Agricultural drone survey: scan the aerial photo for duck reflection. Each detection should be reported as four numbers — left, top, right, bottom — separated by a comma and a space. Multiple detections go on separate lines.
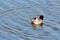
31, 22, 44, 29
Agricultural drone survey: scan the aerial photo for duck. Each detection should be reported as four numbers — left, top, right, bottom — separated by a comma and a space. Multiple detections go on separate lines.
31, 15, 44, 25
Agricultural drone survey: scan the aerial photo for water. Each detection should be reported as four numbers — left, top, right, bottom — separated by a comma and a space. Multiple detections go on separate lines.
0, 0, 60, 40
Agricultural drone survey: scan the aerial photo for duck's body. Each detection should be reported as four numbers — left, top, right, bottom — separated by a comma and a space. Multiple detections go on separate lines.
31, 15, 44, 25
32, 18, 42, 25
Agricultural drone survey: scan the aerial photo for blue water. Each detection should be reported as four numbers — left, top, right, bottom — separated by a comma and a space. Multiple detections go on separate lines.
0, 0, 60, 40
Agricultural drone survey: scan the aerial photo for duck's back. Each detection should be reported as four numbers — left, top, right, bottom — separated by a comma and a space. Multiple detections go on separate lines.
32, 18, 42, 24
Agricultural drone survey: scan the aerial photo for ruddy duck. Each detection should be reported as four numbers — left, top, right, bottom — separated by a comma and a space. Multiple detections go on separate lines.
31, 15, 44, 25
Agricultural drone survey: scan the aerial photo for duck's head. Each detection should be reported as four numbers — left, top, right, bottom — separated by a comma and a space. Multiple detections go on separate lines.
39, 15, 44, 20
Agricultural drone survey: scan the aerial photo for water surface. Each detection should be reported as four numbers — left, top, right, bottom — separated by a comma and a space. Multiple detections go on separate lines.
0, 0, 60, 40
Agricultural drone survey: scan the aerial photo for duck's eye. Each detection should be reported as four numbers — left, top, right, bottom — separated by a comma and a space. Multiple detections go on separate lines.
34, 17, 36, 20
